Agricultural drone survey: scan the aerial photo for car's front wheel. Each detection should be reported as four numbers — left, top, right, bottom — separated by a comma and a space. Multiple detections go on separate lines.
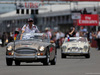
61, 53, 66, 58
85, 54, 90, 58
15, 61, 21, 66
6, 58, 13, 66
51, 55, 57, 65
43, 51, 50, 66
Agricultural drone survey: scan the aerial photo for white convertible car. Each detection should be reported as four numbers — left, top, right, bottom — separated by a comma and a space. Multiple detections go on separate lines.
61, 37, 90, 58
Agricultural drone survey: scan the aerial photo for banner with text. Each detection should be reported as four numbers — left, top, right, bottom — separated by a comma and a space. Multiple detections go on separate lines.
77, 14, 99, 26
17, 2, 40, 9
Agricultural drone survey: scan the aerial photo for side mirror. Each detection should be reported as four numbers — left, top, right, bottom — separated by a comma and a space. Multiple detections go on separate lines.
50, 40, 54, 43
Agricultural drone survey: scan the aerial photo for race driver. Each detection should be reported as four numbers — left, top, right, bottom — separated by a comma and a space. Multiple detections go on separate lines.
20, 18, 39, 40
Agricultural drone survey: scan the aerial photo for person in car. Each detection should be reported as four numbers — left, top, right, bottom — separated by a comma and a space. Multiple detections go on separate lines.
20, 18, 39, 40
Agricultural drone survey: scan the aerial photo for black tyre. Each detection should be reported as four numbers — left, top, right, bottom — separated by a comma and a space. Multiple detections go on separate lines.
61, 53, 66, 58
51, 55, 57, 65
6, 58, 13, 66
15, 61, 20, 66
43, 51, 50, 66
85, 54, 90, 58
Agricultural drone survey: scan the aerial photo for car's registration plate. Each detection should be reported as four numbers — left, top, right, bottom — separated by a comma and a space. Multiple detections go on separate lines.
72, 49, 78, 52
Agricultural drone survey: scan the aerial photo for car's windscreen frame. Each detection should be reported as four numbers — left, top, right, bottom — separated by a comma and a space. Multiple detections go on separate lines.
16, 33, 50, 43
64, 37, 87, 43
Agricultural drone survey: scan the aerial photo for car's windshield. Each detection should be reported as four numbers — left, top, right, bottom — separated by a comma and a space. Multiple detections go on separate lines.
16, 33, 50, 42
64, 37, 86, 43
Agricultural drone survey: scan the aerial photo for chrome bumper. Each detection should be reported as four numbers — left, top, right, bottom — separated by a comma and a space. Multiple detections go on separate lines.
62, 52, 89, 55
6, 55, 46, 59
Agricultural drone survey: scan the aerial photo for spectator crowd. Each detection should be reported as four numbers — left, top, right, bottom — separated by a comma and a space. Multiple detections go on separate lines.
0, 26, 100, 51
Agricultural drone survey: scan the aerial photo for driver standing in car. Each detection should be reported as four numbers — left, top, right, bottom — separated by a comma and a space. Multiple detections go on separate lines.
20, 18, 39, 40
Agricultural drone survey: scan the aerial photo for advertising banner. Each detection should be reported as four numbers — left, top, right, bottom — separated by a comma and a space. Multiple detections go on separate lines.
77, 14, 99, 26
17, 2, 39, 9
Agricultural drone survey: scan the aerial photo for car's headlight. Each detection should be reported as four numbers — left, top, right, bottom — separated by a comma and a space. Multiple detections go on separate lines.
7, 46, 13, 51
39, 46, 45, 51
84, 46, 88, 51
62, 46, 67, 50
84, 46, 88, 49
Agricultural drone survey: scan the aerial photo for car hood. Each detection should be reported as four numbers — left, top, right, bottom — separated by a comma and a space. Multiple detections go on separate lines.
7, 40, 50, 50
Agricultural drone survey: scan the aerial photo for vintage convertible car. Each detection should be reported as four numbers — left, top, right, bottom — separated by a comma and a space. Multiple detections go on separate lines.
6, 33, 56, 66
61, 37, 90, 58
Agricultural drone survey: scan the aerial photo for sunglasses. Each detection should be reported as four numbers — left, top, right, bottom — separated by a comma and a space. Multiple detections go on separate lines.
28, 21, 33, 22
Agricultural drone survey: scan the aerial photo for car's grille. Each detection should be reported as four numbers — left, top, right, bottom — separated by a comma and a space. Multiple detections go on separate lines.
68, 47, 83, 52
72, 47, 78, 50
15, 48, 37, 54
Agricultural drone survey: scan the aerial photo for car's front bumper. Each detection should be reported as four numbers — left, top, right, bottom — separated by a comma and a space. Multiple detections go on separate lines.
62, 52, 89, 55
6, 55, 46, 61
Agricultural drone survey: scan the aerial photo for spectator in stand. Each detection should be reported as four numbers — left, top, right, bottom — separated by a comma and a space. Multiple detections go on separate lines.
92, 8, 97, 14
83, 8, 87, 14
